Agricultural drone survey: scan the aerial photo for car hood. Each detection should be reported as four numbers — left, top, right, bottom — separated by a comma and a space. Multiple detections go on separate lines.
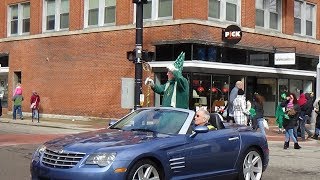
44, 128, 172, 153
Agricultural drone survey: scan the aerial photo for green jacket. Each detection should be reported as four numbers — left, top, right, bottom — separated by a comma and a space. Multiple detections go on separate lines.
12, 95, 24, 106
152, 70, 189, 109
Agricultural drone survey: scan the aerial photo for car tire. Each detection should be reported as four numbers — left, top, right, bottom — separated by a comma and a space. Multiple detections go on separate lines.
127, 159, 164, 180
238, 148, 263, 180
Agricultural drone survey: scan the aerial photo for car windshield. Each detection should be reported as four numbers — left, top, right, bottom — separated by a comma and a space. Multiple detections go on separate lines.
111, 109, 189, 135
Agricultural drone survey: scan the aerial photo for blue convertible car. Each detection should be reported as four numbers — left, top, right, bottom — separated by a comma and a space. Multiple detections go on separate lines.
31, 107, 269, 180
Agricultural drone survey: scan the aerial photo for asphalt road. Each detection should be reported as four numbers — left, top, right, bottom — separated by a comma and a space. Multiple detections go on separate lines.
0, 123, 319, 180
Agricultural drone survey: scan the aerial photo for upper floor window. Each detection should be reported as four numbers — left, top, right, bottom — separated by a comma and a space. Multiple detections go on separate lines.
142, 0, 172, 20
8, 2, 30, 36
208, 0, 240, 23
255, 0, 281, 30
294, 0, 316, 37
84, 0, 116, 28
43, 0, 69, 32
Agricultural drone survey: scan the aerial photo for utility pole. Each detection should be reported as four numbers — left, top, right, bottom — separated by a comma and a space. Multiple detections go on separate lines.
132, 0, 147, 109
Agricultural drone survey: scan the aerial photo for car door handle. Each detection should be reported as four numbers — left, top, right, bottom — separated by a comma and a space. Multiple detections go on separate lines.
228, 137, 239, 141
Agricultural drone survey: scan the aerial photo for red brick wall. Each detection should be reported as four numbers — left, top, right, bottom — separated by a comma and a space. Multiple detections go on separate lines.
242, 0, 255, 28
116, 0, 133, 25
30, 0, 42, 35
0, 0, 5, 38
69, 0, 83, 31
174, 0, 208, 20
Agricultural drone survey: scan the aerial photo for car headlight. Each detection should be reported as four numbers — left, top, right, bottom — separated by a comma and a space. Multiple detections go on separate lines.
32, 145, 46, 161
85, 153, 116, 167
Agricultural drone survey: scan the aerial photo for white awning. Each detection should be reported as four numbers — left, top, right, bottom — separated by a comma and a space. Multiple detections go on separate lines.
149, 60, 316, 78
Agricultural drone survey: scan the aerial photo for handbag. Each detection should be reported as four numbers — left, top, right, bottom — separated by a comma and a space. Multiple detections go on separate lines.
30, 97, 38, 109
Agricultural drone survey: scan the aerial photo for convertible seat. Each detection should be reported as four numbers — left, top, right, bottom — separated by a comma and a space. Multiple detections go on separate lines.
209, 113, 225, 130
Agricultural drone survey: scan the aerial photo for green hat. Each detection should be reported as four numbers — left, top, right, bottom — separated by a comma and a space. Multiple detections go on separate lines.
167, 52, 185, 73
281, 93, 287, 99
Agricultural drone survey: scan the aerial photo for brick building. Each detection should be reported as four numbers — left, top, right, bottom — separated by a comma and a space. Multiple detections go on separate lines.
0, 0, 319, 118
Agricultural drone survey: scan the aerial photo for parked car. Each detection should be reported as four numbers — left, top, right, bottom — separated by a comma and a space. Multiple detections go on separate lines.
30, 107, 269, 180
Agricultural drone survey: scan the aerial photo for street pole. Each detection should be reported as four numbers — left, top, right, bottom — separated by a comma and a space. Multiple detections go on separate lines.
133, 0, 146, 109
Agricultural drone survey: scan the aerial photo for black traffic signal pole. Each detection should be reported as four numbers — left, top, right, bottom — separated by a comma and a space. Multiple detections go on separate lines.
133, 0, 147, 110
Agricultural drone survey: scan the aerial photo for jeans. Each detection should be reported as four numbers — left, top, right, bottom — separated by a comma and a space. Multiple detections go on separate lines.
257, 118, 266, 136
299, 115, 312, 139
285, 129, 297, 143
315, 128, 320, 135
13, 105, 23, 119
32, 109, 39, 119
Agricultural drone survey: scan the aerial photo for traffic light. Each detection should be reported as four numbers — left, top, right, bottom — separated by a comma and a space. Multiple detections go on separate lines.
142, 50, 155, 62
127, 50, 154, 62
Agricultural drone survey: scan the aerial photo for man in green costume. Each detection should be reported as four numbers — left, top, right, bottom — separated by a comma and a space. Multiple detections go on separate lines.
145, 52, 189, 109
275, 92, 288, 133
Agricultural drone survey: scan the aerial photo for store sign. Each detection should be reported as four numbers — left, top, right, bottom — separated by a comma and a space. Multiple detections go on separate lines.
274, 53, 296, 65
222, 25, 242, 44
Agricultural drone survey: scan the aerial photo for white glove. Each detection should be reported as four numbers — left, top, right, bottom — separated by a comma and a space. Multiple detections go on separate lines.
145, 77, 154, 86
167, 64, 178, 72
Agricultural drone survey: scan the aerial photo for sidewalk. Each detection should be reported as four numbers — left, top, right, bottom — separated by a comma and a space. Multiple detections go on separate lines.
0, 114, 108, 131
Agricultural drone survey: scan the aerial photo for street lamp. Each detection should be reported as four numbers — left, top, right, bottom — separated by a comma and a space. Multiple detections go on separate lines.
132, 0, 148, 109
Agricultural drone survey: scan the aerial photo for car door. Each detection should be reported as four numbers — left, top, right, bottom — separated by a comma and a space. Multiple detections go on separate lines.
183, 128, 240, 178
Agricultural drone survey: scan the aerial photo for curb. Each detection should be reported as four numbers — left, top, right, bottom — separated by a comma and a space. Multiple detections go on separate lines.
0, 119, 98, 131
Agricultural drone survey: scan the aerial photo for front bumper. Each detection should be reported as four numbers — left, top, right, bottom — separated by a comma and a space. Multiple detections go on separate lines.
30, 159, 129, 180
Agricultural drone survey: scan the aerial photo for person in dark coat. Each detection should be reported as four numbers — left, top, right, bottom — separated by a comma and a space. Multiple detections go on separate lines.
252, 93, 266, 136
281, 93, 301, 149
30, 91, 40, 122
299, 93, 313, 140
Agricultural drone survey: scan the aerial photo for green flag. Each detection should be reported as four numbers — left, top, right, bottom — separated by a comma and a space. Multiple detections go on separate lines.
173, 52, 185, 73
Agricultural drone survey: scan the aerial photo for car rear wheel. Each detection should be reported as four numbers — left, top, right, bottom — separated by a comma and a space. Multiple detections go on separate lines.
127, 159, 163, 180
239, 148, 263, 180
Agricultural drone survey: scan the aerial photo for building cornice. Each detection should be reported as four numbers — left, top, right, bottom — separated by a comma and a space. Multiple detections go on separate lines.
1, 19, 320, 45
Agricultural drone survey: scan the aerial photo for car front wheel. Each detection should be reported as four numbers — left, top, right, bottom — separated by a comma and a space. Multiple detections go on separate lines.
239, 148, 263, 180
127, 159, 163, 180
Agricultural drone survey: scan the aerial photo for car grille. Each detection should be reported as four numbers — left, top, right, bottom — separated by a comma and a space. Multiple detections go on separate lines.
41, 148, 86, 169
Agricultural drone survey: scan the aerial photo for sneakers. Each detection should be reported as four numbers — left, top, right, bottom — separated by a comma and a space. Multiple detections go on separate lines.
294, 143, 301, 149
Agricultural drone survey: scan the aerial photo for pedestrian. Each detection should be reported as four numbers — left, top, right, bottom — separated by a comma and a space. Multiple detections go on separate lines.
281, 93, 301, 149
0, 96, 2, 117
312, 99, 320, 140
30, 91, 40, 123
145, 52, 189, 109
299, 92, 313, 140
252, 93, 266, 136
275, 92, 287, 134
233, 89, 248, 125
14, 82, 22, 96
12, 94, 24, 120
227, 81, 243, 123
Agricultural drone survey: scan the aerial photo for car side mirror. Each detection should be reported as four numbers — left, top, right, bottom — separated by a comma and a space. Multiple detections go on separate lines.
108, 119, 118, 127
190, 126, 209, 138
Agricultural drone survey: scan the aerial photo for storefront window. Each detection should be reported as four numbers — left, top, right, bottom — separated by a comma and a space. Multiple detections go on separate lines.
192, 73, 229, 113
257, 78, 276, 116
289, 79, 302, 99
193, 45, 220, 62
278, 79, 289, 102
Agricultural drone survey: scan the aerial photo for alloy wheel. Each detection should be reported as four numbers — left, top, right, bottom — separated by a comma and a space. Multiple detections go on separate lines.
242, 150, 263, 180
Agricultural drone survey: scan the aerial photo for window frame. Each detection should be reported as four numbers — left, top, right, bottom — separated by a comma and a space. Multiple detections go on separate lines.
255, 0, 282, 31
84, 0, 116, 28
208, 0, 241, 24
42, 0, 70, 32
135, 0, 173, 22
7, 2, 30, 37
294, 0, 316, 38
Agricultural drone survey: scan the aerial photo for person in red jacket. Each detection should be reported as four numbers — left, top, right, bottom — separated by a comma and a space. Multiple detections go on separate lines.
30, 91, 40, 122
